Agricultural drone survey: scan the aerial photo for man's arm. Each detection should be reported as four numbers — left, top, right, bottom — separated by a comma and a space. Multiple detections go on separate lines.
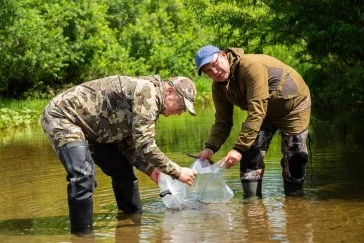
131, 80, 182, 179
117, 138, 154, 175
233, 62, 269, 152
204, 83, 234, 153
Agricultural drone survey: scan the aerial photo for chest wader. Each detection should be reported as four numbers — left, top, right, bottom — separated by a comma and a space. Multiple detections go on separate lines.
240, 67, 309, 197
89, 143, 142, 215
240, 128, 309, 197
57, 140, 95, 236
57, 141, 143, 235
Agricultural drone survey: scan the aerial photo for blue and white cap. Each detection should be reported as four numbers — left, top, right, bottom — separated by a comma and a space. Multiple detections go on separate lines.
195, 45, 220, 76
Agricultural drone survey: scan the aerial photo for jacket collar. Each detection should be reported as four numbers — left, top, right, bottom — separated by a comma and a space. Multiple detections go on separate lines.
216, 48, 243, 89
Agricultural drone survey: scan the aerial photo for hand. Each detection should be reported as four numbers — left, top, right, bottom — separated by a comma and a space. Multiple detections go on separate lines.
178, 167, 198, 186
148, 168, 160, 184
196, 148, 214, 160
220, 149, 242, 169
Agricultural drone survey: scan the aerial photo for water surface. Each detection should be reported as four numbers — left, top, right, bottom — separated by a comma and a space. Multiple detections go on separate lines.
0, 106, 363, 242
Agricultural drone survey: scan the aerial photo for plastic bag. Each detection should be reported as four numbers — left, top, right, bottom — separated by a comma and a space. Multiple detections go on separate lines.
158, 173, 187, 209
158, 159, 234, 209
189, 159, 234, 204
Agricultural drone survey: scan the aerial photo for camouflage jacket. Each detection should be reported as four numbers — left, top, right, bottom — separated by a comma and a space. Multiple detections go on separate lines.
49, 75, 181, 178
206, 48, 311, 153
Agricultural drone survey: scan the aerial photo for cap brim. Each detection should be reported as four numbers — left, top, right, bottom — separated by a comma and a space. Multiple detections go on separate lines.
184, 97, 196, 116
197, 54, 215, 76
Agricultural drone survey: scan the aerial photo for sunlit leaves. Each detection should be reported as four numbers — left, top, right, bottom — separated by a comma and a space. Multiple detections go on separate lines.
197, 0, 364, 107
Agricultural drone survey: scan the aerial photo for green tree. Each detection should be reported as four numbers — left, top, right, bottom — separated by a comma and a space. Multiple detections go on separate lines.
0, 0, 128, 97
0, 0, 68, 96
264, 0, 364, 107
0, 0, 212, 97
190, 0, 364, 107
110, 0, 213, 77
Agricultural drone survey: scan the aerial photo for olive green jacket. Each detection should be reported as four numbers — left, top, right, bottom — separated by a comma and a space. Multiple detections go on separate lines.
206, 48, 310, 153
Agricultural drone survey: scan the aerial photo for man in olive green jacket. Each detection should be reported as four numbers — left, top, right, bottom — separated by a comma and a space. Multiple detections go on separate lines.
195, 45, 311, 197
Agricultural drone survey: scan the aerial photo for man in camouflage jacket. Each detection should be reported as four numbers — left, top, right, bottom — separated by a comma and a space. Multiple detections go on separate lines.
41, 75, 197, 234
195, 45, 311, 197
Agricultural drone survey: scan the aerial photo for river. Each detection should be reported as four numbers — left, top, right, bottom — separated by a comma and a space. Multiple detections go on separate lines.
0, 105, 363, 242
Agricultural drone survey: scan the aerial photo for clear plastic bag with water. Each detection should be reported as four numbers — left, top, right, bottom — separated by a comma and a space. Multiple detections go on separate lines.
158, 159, 234, 209
158, 172, 188, 209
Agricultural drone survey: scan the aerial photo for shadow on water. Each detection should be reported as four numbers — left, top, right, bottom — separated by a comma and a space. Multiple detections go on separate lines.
307, 106, 364, 201
0, 212, 146, 242
0, 215, 70, 236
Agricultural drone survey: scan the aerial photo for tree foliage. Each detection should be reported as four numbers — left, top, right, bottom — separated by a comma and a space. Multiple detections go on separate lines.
192, 0, 364, 107
263, 0, 364, 106
0, 0, 212, 98
0, 0, 363, 109
0, 0, 124, 96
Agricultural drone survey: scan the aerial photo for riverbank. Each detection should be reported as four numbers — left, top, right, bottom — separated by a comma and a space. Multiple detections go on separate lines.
0, 77, 213, 130
0, 99, 48, 130
2, 76, 363, 131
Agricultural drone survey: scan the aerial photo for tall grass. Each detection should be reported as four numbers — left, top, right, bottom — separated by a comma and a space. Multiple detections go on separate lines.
0, 79, 212, 130
0, 98, 49, 130
0, 98, 49, 111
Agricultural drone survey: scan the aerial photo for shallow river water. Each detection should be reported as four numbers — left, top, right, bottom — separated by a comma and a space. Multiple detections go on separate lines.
0, 106, 364, 243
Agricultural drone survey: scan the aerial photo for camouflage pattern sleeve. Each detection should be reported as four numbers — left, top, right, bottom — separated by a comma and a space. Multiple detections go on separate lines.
117, 137, 154, 175
131, 80, 182, 179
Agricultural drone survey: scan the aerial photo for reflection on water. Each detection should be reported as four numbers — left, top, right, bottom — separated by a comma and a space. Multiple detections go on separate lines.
0, 106, 364, 242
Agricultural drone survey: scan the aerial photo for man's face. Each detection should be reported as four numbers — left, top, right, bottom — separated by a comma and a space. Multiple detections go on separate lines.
201, 52, 230, 82
162, 88, 186, 117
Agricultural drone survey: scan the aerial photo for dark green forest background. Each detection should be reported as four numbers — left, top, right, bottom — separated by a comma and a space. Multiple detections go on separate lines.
0, 0, 363, 128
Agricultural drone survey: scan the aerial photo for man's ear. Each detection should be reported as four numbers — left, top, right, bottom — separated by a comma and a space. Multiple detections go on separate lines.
166, 87, 174, 95
220, 51, 227, 58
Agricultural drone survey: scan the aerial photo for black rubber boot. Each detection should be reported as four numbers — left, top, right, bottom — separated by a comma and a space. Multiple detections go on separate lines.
57, 140, 95, 235
283, 180, 304, 196
113, 180, 142, 214
240, 129, 273, 199
282, 152, 308, 196
289, 152, 308, 180
69, 198, 93, 236
242, 180, 262, 198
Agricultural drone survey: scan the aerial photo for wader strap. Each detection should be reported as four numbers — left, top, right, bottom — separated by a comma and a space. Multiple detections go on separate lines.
276, 70, 288, 98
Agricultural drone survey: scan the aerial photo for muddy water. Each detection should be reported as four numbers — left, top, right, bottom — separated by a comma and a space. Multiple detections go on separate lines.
0, 106, 363, 243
